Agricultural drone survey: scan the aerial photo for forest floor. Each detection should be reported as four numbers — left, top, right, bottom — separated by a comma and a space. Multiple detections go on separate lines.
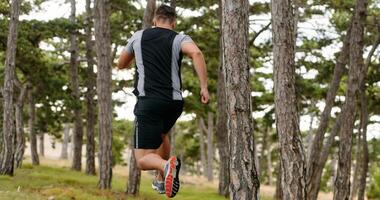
0, 157, 277, 200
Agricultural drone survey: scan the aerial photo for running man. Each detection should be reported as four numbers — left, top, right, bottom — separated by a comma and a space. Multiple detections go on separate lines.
117, 5, 209, 198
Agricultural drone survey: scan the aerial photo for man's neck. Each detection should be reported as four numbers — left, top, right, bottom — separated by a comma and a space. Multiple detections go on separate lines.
155, 24, 173, 30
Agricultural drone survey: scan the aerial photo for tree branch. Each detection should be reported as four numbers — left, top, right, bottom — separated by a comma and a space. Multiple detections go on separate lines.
249, 22, 271, 45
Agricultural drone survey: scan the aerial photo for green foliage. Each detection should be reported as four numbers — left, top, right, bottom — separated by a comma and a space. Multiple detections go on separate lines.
368, 165, 380, 199
112, 120, 133, 165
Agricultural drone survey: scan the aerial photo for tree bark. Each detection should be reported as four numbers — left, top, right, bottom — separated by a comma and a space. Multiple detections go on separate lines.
127, 2, 156, 193
221, 0, 260, 199
94, 0, 113, 189
275, 162, 283, 200
14, 81, 28, 168
216, 0, 229, 194
199, 117, 207, 178
85, 0, 96, 176
28, 90, 39, 165
39, 133, 44, 157
70, 0, 84, 172
305, 16, 353, 200
0, 0, 21, 176
170, 0, 176, 9
143, 0, 156, 29
126, 148, 141, 195
333, 0, 367, 199
170, 126, 176, 155
60, 124, 70, 159
206, 112, 214, 182
272, 0, 306, 198
356, 33, 380, 200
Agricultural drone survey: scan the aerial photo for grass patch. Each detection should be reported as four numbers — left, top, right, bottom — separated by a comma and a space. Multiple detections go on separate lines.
0, 164, 273, 200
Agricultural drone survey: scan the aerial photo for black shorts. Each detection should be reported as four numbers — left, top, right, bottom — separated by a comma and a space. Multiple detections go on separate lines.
133, 98, 183, 149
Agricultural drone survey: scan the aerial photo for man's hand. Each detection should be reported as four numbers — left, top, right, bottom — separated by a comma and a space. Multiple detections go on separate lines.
200, 88, 209, 104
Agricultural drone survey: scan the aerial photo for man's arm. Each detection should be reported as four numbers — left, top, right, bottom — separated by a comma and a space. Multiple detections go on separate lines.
117, 51, 135, 70
181, 42, 209, 104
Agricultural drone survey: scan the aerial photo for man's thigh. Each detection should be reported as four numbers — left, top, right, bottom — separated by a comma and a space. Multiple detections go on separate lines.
134, 148, 157, 160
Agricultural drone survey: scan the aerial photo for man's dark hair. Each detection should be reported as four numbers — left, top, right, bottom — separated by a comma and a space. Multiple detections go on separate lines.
155, 5, 176, 23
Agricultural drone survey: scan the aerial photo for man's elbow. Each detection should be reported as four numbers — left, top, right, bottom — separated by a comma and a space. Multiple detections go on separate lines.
190, 50, 203, 59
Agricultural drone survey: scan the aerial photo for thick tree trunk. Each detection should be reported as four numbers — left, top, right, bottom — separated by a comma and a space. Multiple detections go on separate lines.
305, 22, 352, 200
70, 0, 84, 172
272, 0, 306, 198
333, 0, 367, 199
85, 0, 96, 176
14, 82, 28, 168
275, 163, 283, 200
221, 0, 260, 199
199, 117, 207, 177
143, 0, 156, 29
216, 0, 229, 194
305, 19, 353, 200
39, 133, 44, 157
29, 90, 39, 165
206, 112, 214, 182
61, 124, 70, 159
94, 0, 113, 189
126, 1, 155, 194
0, 0, 21, 176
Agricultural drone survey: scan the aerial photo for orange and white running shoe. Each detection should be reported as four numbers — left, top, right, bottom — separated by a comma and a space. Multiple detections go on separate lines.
164, 156, 181, 198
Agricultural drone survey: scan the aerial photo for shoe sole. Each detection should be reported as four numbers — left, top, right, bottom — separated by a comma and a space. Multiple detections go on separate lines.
165, 156, 181, 198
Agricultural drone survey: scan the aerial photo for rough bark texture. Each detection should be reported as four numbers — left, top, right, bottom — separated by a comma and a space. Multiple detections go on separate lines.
70, 0, 84, 172
14, 81, 28, 168
206, 112, 214, 182
333, 0, 367, 199
39, 133, 44, 157
306, 25, 351, 200
60, 124, 70, 159
0, 0, 21, 176
216, 0, 229, 194
29, 90, 39, 165
94, 0, 113, 189
127, 2, 155, 193
143, 0, 156, 29
271, 0, 306, 198
85, 0, 96, 176
221, 0, 260, 199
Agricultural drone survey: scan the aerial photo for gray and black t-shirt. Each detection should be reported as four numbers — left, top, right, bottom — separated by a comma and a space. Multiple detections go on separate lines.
124, 27, 193, 101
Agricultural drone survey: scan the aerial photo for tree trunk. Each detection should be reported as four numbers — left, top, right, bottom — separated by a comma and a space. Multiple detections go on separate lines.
272, 0, 306, 198
14, 82, 28, 168
85, 0, 96, 176
28, 90, 39, 165
306, 22, 352, 200
333, 0, 367, 199
39, 133, 44, 157
61, 124, 70, 159
70, 0, 84, 172
216, 0, 229, 194
221, 0, 260, 199
356, 33, 380, 200
126, 0, 155, 194
0, 0, 21, 176
206, 112, 214, 182
126, 148, 141, 195
94, 0, 113, 189
170, 126, 176, 155
170, 0, 176, 9
267, 144, 274, 186
275, 162, 283, 200
199, 117, 207, 177
143, 0, 156, 29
